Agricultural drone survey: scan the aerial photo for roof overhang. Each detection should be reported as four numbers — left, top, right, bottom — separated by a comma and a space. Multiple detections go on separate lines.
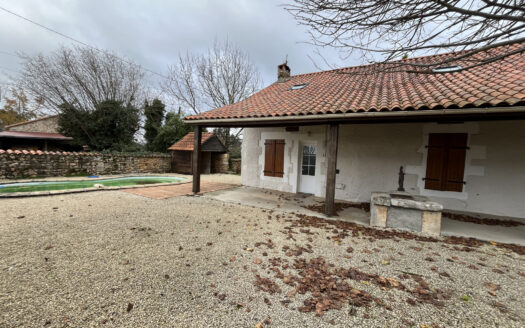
184, 106, 525, 127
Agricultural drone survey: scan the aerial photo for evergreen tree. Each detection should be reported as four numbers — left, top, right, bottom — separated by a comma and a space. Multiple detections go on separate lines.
144, 99, 165, 150
151, 112, 192, 152
58, 100, 140, 151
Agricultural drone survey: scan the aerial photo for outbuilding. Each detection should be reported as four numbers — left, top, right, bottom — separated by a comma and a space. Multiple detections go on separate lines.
168, 132, 228, 174
0, 115, 74, 151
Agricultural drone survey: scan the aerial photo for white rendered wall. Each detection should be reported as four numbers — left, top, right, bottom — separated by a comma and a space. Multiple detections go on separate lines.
241, 121, 525, 218
242, 126, 328, 196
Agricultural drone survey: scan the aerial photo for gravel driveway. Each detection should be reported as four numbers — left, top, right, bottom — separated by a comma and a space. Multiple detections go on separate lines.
1, 189, 523, 328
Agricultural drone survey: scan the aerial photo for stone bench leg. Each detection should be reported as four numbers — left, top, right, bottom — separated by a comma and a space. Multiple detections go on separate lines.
421, 211, 442, 236
371, 205, 388, 228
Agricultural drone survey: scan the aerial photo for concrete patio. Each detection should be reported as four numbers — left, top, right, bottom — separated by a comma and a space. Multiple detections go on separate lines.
205, 186, 525, 246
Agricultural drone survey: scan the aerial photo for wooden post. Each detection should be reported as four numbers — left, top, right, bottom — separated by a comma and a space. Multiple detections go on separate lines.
325, 124, 339, 216
192, 126, 202, 194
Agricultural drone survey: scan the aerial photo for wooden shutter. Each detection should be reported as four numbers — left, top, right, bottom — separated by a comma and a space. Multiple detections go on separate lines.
424, 133, 467, 192
264, 140, 275, 176
425, 134, 446, 191
274, 140, 285, 177
443, 134, 468, 192
263, 139, 285, 177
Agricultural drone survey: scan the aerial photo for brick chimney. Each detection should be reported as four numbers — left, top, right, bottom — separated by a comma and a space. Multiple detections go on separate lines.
277, 62, 290, 82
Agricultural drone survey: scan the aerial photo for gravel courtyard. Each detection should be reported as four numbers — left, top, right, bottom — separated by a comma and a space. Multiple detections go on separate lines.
1, 189, 524, 328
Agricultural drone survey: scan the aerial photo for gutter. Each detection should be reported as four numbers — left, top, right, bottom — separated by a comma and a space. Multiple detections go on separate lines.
184, 106, 525, 125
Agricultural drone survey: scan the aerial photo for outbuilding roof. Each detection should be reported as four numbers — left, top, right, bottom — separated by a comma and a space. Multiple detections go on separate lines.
5, 115, 59, 129
0, 131, 72, 140
186, 44, 525, 122
168, 132, 217, 151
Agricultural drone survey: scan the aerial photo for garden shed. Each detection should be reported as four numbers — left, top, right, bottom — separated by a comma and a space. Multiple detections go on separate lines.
168, 132, 228, 174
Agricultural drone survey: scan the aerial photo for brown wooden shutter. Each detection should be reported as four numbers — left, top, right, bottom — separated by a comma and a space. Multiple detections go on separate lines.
264, 140, 275, 176
443, 134, 468, 192
425, 133, 468, 192
274, 140, 285, 177
425, 134, 446, 191
263, 139, 285, 177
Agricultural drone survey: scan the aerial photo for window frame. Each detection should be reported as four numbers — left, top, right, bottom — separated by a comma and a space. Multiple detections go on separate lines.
301, 145, 316, 176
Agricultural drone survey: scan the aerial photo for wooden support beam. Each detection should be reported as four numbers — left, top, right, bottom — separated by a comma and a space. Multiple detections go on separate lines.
192, 126, 202, 193
325, 124, 339, 216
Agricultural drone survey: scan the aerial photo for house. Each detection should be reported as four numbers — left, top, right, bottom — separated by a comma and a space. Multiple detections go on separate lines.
168, 132, 228, 174
0, 115, 73, 151
183, 44, 525, 219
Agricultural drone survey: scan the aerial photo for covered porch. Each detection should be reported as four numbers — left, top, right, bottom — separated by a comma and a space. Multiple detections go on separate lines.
187, 108, 525, 221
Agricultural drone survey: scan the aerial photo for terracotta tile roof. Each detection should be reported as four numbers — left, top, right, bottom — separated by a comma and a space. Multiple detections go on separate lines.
0, 131, 72, 140
0, 149, 92, 156
0, 149, 169, 157
186, 44, 525, 121
168, 132, 216, 151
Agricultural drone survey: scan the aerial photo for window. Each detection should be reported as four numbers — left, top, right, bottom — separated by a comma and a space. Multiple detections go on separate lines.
301, 145, 316, 176
289, 83, 308, 90
431, 65, 462, 73
424, 133, 468, 192
264, 139, 285, 177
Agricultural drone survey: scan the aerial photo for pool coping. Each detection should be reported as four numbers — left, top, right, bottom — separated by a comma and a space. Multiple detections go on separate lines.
0, 179, 191, 198
0, 174, 188, 185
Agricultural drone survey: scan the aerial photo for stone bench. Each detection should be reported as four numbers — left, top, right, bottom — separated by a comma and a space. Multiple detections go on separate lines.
370, 192, 443, 236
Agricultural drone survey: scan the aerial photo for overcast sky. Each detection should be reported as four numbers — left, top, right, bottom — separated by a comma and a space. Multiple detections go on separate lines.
0, 0, 359, 108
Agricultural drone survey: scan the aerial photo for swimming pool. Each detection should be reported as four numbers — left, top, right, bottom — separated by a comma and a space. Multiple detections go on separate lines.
0, 176, 186, 193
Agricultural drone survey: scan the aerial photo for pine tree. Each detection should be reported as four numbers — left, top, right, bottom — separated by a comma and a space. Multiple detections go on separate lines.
144, 99, 166, 150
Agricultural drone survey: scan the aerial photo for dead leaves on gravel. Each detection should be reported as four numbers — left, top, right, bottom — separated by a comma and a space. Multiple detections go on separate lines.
302, 202, 370, 216
252, 256, 450, 316
245, 212, 525, 318
443, 211, 524, 227
284, 213, 525, 255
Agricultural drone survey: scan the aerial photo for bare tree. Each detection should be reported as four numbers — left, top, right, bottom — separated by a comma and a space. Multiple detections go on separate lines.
17, 46, 146, 112
196, 40, 262, 110
164, 40, 261, 115
0, 86, 45, 125
163, 39, 261, 149
286, 0, 525, 72
163, 52, 203, 115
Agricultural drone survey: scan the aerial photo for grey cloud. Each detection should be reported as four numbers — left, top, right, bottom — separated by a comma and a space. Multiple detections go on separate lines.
0, 0, 358, 104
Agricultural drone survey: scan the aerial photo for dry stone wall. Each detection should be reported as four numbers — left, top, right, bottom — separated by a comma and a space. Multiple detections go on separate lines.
212, 153, 230, 173
0, 149, 171, 179
231, 158, 241, 174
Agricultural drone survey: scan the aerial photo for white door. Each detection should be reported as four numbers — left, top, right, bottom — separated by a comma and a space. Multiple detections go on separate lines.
298, 144, 317, 193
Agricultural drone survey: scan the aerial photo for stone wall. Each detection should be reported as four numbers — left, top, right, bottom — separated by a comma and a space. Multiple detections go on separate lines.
0, 149, 171, 179
231, 158, 241, 174
7, 116, 59, 133
212, 153, 229, 173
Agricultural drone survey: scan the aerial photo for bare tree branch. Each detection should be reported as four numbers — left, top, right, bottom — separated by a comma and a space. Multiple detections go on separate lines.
162, 39, 261, 149
17, 46, 146, 112
285, 0, 525, 71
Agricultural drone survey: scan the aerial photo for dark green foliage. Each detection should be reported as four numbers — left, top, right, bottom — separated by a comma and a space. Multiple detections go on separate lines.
150, 112, 192, 152
228, 134, 242, 159
57, 103, 92, 146
57, 100, 140, 151
144, 99, 165, 150
214, 127, 241, 157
